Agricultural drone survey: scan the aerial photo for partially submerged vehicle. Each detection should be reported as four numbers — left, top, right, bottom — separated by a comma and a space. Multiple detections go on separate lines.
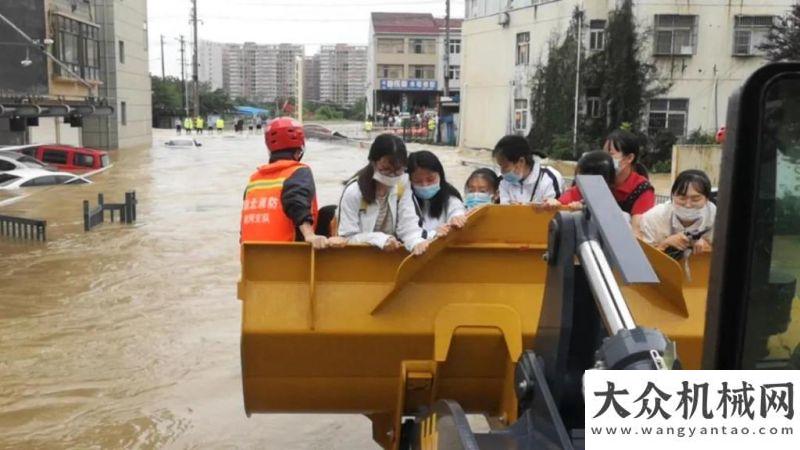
0, 168, 91, 190
165, 138, 202, 147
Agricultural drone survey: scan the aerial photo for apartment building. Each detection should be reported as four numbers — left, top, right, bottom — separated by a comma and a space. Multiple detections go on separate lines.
460, 0, 795, 150
366, 12, 462, 117
210, 41, 303, 103
318, 44, 367, 106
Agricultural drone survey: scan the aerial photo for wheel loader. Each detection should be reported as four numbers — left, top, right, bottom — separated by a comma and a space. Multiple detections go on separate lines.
237, 63, 800, 449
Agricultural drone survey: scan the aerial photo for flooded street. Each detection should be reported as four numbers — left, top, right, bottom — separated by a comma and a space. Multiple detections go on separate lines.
0, 127, 492, 449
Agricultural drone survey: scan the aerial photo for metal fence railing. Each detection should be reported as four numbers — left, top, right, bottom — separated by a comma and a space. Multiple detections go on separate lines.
0, 214, 46, 242
84, 191, 138, 232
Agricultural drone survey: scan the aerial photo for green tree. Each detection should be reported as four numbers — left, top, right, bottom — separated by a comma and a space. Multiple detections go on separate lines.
199, 84, 233, 115
151, 75, 183, 117
759, 4, 800, 62
528, 9, 583, 157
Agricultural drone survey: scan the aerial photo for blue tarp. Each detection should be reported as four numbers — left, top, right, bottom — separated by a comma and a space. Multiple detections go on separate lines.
235, 106, 270, 116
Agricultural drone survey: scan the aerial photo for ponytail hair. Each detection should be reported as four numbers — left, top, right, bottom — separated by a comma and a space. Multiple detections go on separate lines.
606, 129, 649, 179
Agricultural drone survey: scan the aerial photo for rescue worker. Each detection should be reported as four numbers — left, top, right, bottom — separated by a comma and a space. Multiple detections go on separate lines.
195, 116, 204, 135
364, 119, 374, 137
427, 116, 436, 142
216, 117, 224, 134
183, 117, 194, 134
336, 133, 430, 255
603, 129, 655, 233
240, 117, 327, 249
494, 135, 563, 204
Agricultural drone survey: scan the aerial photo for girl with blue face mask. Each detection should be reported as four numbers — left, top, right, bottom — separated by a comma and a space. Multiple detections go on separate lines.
408, 150, 466, 238
464, 168, 500, 210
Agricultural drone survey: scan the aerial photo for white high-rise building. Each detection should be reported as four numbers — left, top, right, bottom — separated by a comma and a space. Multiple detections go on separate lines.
319, 44, 368, 107
198, 40, 224, 91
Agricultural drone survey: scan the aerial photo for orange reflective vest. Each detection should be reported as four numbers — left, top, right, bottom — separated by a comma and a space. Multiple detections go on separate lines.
240, 160, 318, 243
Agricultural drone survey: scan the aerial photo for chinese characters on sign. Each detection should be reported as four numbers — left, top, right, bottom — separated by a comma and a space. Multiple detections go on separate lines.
379, 79, 439, 91
241, 196, 280, 225
585, 371, 799, 449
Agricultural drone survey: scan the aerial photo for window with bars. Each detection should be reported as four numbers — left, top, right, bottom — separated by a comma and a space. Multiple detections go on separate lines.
514, 99, 528, 131
648, 99, 689, 137
516, 32, 530, 66
409, 39, 436, 54
377, 39, 404, 54
733, 15, 774, 56
410, 65, 435, 79
653, 15, 697, 56
589, 20, 606, 51
54, 14, 100, 81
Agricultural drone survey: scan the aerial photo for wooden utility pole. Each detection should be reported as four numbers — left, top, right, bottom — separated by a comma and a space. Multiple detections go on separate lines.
160, 34, 165, 78
191, 0, 200, 118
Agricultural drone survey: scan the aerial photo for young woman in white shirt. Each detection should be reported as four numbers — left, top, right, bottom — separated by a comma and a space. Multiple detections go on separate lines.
336, 134, 431, 255
492, 135, 563, 205
640, 170, 716, 255
407, 150, 467, 238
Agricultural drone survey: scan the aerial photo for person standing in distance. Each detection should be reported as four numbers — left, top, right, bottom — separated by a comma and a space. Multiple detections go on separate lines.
240, 117, 327, 249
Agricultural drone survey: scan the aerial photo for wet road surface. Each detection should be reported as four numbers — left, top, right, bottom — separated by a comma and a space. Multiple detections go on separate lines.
0, 128, 493, 449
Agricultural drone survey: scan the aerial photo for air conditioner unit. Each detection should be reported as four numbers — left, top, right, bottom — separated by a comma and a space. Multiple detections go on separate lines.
679, 45, 693, 55
498, 12, 510, 27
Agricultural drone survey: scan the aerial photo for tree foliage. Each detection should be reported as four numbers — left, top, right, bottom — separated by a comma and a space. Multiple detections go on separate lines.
151, 75, 183, 116
528, 0, 669, 160
759, 4, 800, 62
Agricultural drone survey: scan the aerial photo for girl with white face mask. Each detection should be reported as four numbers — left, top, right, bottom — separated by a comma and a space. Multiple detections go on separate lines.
335, 134, 430, 256
408, 150, 467, 238
640, 170, 716, 255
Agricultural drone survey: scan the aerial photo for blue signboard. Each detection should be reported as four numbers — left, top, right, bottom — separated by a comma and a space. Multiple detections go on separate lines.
380, 79, 438, 91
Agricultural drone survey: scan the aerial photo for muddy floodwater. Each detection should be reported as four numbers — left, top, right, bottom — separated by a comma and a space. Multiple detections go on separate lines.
0, 128, 495, 449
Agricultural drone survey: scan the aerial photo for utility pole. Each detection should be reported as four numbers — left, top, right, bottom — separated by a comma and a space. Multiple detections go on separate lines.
443, 0, 451, 98
296, 56, 304, 123
178, 35, 188, 117
191, 0, 200, 118
160, 34, 165, 78
572, 7, 584, 158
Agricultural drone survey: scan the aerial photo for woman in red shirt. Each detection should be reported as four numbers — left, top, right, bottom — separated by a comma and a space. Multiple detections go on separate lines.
603, 130, 655, 233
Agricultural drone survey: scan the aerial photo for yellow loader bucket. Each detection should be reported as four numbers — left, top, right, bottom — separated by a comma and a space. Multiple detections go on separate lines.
238, 205, 710, 448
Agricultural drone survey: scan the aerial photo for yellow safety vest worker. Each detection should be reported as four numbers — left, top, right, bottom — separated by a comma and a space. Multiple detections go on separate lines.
184, 118, 193, 130
195, 117, 204, 129
364, 121, 373, 132
427, 118, 436, 131
216, 118, 224, 129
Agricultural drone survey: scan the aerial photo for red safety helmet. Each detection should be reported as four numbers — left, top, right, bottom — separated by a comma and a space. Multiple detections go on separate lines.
265, 117, 305, 152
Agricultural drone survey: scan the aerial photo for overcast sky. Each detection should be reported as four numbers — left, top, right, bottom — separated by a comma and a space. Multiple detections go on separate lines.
148, 0, 466, 78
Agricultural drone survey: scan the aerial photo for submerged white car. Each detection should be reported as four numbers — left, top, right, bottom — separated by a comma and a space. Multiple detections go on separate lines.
165, 138, 202, 147
0, 168, 92, 190
0, 152, 53, 172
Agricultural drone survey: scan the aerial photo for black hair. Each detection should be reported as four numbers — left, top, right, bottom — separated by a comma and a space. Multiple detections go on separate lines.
269, 149, 299, 163
492, 135, 534, 167
605, 129, 649, 179
576, 150, 615, 187
315, 205, 337, 237
671, 169, 712, 198
465, 168, 500, 194
407, 150, 462, 219
355, 133, 408, 204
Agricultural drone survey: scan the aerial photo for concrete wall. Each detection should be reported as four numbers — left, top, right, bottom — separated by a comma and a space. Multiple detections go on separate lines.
83, 0, 152, 150
671, 144, 723, 187
460, 0, 796, 150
